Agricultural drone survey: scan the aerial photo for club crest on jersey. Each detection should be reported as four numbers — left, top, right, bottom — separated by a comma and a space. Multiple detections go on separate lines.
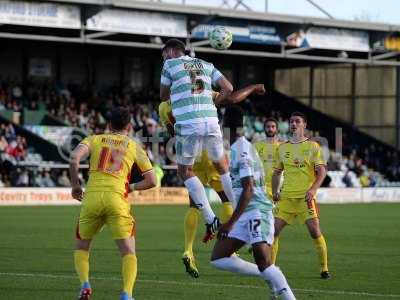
293, 158, 305, 168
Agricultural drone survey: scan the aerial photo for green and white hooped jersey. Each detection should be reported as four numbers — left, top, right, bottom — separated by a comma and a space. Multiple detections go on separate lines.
160, 55, 222, 125
230, 137, 274, 212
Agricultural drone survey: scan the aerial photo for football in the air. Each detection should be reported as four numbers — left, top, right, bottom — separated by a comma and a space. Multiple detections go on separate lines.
209, 26, 233, 50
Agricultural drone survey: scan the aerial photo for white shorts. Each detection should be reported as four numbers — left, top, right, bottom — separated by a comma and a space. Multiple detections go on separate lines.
228, 209, 274, 245
175, 121, 224, 166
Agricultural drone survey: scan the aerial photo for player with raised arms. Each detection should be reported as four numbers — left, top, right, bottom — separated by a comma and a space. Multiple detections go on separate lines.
210, 106, 296, 300
159, 83, 266, 278
69, 107, 156, 300
271, 112, 330, 279
159, 38, 235, 240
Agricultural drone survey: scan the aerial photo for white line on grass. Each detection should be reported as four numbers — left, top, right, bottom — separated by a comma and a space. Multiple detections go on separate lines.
0, 272, 399, 298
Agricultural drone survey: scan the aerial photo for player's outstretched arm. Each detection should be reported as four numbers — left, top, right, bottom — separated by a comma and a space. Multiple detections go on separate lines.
214, 76, 233, 105
129, 169, 156, 192
218, 176, 254, 239
215, 84, 266, 106
69, 144, 89, 201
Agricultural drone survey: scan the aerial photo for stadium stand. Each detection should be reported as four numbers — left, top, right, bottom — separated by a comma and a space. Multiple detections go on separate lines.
1, 0, 400, 189
1, 78, 399, 188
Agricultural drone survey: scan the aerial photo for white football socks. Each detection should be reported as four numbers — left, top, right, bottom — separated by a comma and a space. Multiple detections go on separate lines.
220, 172, 235, 202
184, 176, 215, 224
210, 256, 260, 276
211, 258, 296, 299
260, 265, 296, 300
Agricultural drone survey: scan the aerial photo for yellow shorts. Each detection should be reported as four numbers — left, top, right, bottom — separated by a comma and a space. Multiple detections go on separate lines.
193, 165, 223, 192
76, 191, 135, 240
274, 196, 319, 225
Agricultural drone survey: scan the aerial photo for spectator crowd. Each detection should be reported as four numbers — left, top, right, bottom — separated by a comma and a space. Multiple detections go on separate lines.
1, 78, 400, 188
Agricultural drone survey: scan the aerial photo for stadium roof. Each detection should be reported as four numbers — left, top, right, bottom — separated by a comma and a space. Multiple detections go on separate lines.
2, 0, 400, 66
45, 0, 400, 32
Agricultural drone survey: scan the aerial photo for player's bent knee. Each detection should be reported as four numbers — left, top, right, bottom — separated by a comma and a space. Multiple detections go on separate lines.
255, 257, 272, 272
210, 246, 231, 261
252, 243, 272, 271
257, 263, 271, 273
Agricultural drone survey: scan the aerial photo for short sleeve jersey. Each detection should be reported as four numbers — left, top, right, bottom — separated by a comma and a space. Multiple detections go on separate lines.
80, 134, 152, 196
274, 139, 326, 198
160, 55, 223, 125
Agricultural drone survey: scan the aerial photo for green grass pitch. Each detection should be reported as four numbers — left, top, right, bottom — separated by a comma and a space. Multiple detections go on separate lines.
0, 203, 399, 300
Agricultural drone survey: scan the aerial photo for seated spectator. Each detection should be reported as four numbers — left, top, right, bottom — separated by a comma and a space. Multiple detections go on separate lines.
42, 171, 55, 187
342, 170, 353, 187
57, 170, 71, 187
5, 140, 26, 161
33, 170, 44, 187
4, 123, 16, 142
16, 169, 29, 187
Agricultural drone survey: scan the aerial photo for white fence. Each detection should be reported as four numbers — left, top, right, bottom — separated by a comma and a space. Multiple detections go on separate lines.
317, 187, 400, 203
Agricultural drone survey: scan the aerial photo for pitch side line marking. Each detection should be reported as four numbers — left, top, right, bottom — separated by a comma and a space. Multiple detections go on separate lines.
0, 272, 399, 298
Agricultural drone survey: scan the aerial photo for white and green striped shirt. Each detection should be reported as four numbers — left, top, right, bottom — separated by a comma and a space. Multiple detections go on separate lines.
161, 55, 223, 125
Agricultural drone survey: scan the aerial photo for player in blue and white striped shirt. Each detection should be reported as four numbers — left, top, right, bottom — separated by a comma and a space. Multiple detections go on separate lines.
160, 39, 234, 240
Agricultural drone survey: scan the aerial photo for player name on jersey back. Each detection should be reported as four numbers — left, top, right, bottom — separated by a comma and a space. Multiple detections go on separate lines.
161, 55, 223, 125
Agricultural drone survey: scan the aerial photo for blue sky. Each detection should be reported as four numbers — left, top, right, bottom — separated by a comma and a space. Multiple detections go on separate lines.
162, 0, 400, 25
